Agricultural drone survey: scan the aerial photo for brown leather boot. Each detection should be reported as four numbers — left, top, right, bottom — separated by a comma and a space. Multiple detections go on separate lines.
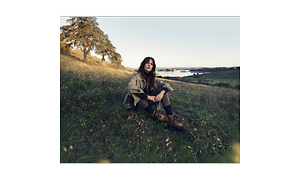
150, 111, 169, 122
167, 114, 186, 130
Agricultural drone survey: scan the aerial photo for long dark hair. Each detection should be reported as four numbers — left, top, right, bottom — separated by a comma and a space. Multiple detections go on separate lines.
138, 57, 156, 88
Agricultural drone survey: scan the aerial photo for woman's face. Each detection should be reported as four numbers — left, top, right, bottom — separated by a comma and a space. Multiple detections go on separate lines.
144, 59, 153, 73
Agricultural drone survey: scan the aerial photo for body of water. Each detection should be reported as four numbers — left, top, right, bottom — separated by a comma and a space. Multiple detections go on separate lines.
156, 70, 203, 77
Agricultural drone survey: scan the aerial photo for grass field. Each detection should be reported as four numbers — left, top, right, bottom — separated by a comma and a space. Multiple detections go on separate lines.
60, 54, 240, 163
161, 70, 240, 89
186, 70, 240, 88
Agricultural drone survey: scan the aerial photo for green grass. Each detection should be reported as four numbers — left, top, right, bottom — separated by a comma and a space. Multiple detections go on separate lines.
164, 70, 240, 89
186, 70, 240, 88
60, 54, 240, 163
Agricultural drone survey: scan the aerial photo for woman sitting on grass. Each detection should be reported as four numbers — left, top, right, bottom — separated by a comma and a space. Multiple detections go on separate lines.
124, 57, 185, 131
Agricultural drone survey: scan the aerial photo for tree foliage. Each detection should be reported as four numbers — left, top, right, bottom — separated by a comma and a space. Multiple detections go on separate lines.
109, 51, 123, 66
60, 42, 72, 55
94, 34, 115, 61
60, 17, 123, 65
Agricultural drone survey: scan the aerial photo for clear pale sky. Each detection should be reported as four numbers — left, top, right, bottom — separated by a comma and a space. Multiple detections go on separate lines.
60, 16, 239, 68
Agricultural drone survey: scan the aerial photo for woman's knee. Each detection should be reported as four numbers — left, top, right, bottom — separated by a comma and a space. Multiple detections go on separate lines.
138, 99, 149, 108
161, 93, 171, 106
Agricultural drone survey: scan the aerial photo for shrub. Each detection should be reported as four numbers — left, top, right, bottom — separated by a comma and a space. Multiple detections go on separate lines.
176, 76, 183, 81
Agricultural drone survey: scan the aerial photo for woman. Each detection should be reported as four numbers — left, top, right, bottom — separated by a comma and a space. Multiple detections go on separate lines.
124, 57, 185, 131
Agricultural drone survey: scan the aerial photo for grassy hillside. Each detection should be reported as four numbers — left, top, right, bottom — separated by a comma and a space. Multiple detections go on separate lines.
194, 70, 240, 88
60, 55, 240, 163
162, 70, 240, 89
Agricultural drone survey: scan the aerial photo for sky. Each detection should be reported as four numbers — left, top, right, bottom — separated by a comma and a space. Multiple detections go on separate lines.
60, 16, 239, 68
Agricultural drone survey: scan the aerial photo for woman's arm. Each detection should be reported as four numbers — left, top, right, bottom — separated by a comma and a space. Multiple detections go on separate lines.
155, 79, 174, 93
128, 72, 156, 102
147, 95, 157, 102
128, 73, 146, 95
154, 89, 166, 102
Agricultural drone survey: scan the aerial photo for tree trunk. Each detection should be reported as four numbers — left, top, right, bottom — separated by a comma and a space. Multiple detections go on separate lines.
101, 54, 105, 61
83, 38, 87, 61
84, 50, 87, 61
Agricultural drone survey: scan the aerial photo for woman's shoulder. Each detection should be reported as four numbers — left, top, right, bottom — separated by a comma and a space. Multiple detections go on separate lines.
131, 71, 142, 79
132, 71, 139, 75
132, 71, 141, 76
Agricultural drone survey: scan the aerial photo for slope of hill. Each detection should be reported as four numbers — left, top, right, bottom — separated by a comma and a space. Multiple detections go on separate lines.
60, 54, 240, 163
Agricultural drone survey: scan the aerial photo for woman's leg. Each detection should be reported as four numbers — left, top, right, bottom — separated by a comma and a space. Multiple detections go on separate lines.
152, 90, 186, 130
160, 93, 173, 115
138, 99, 155, 114
138, 99, 169, 122
148, 88, 174, 115
139, 90, 185, 130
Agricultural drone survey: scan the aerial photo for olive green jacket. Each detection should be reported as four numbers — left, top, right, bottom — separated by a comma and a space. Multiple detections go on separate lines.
123, 71, 174, 110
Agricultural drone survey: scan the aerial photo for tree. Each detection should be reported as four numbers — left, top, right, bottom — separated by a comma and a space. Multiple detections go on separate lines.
60, 17, 123, 66
60, 17, 105, 61
109, 50, 123, 66
94, 34, 115, 61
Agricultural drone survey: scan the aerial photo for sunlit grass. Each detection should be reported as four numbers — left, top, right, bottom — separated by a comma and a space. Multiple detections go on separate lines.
60, 54, 240, 163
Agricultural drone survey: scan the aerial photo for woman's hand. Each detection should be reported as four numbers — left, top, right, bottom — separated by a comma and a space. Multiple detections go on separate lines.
154, 90, 165, 102
147, 95, 157, 102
